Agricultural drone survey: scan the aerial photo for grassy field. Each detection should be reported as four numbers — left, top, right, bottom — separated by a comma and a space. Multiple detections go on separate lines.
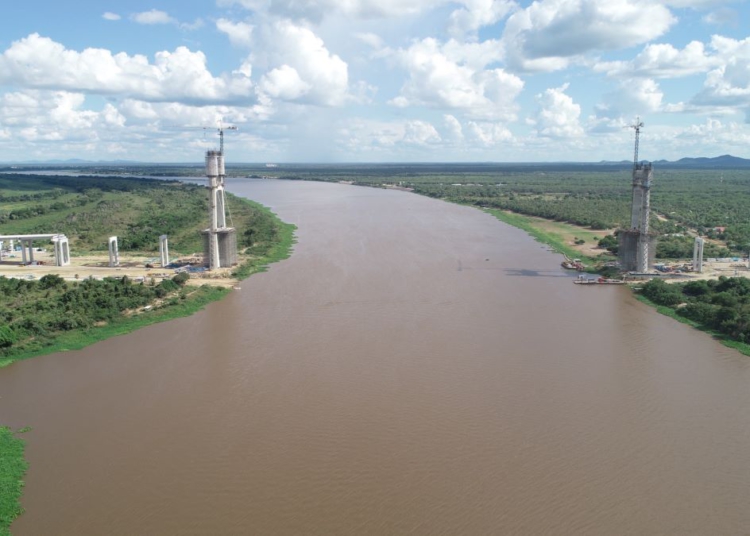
0, 427, 27, 536
484, 208, 614, 264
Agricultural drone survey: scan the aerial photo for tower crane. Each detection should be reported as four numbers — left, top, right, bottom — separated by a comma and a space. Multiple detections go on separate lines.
204, 121, 238, 155
629, 117, 644, 168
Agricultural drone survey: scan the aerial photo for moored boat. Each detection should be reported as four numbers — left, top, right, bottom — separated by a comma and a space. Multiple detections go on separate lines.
573, 275, 626, 285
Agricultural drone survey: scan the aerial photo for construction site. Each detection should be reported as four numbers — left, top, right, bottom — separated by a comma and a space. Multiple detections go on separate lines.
0, 126, 240, 287
620, 121, 748, 281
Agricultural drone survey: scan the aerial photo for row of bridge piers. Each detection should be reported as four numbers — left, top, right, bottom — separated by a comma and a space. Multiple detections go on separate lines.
1, 234, 170, 269
0, 235, 71, 267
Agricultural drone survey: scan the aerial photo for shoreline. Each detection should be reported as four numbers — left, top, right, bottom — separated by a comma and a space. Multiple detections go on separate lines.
635, 294, 750, 357
298, 180, 748, 356
0, 427, 28, 536
481, 207, 608, 265
0, 198, 295, 533
0, 199, 296, 367
480, 201, 750, 357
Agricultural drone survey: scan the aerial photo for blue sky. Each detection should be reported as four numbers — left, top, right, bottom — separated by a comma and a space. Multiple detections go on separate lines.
0, 0, 749, 162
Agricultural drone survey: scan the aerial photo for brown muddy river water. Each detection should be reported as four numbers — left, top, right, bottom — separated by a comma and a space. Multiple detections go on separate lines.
2, 180, 749, 535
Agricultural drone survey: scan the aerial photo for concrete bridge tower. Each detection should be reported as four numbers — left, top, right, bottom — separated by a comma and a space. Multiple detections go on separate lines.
618, 118, 657, 272
202, 125, 238, 270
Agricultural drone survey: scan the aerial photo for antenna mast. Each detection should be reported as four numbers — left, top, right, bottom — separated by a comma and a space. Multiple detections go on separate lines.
629, 117, 644, 168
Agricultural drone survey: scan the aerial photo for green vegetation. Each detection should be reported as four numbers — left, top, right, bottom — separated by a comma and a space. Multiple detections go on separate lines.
0, 427, 28, 536
207, 164, 748, 259
0, 174, 206, 252
8, 165, 747, 258
0, 174, 296, 365
406, 170, 750, 253
638, 277, 750, 354
4, 284, 231, 366
0, 273, 219, 363
484, 209, 602, 263
0, 174, 281, 254
233, 201, 297, 280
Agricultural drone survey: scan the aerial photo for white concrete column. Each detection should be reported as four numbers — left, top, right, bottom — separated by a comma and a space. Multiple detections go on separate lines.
108, 236, 119, 267
159, 235, 169, 267
693, 237, 704, 273
217, 188, 227, 229
62, 238, 70, 266
28, 241, 35, 263
21, 241, 27, 264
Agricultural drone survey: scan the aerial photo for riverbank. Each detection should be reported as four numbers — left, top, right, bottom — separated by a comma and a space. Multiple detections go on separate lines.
482, 208, 612, 265
0, 427, 27, 536
636, 291, 750, 358
477, 203, 748, 356
0, 200, 295, 534
0, 285, 230, 368
232, 202, 297, 280
0, 200, 296, 367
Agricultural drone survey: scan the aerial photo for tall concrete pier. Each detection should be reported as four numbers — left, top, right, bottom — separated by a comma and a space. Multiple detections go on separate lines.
619, 119, 657, 272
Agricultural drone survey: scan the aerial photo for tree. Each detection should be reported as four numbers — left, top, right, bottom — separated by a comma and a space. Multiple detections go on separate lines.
0, 325, 16, 348
641, 279, 684, 307
598, 234, 618, 254
39, 274, 65, 290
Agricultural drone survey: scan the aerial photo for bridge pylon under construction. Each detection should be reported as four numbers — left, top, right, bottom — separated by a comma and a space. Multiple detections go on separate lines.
618, 118, 657, 273
202, 148, 238, 270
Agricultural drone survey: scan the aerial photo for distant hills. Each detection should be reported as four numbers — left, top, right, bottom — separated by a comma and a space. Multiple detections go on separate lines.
598, 155, 750, 169
653, 155, 750, 168
2, 155, 750, 169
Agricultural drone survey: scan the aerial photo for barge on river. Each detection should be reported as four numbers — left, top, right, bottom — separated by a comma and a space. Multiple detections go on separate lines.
574, 276, 626, 285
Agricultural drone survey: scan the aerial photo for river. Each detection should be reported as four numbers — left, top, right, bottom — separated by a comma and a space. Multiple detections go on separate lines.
2, 179, 749, 535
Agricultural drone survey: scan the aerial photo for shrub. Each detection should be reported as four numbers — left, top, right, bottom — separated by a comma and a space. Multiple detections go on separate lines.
0, 325, 16, 348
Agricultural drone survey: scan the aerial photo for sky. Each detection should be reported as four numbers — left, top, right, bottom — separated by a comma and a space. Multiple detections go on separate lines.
0, 0, 749, 163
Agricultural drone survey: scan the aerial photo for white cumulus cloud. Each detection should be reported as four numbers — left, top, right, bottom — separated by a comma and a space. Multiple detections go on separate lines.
389, 38, 522, 120
260, 65, 312, 100
0, 34, 254, 105
217, 0, 443, 21
448, 0, 516, 37
693, 36, 750, 108
132, 9, 175, 25
0, 90, 126, 143
102, 12, 121, 21
403, 120, 441, 145
531, 83, 583, 138
252, 20, 349, 106
502, 0, 676, 72
595, 41, 718, 78
599, 78, 665, 117
443, 114, 464, 142
216, 19, 254, 48
467, 121, 513, 146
